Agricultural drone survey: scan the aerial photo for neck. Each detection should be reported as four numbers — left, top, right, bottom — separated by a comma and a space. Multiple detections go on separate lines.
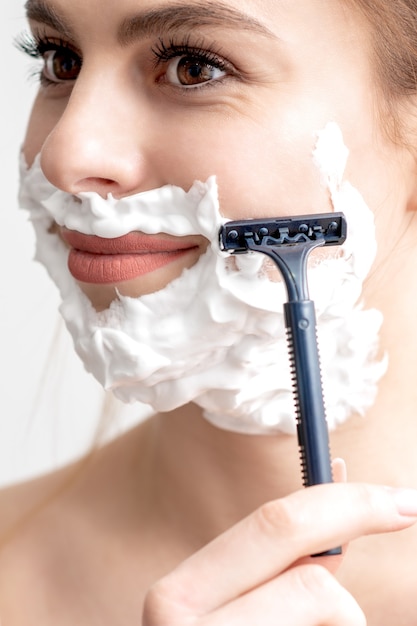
145, 404, 303, 542
143, 365, 417, 545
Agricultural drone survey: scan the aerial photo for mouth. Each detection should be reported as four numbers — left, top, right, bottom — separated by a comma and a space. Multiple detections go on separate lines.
59, 228, 203, 285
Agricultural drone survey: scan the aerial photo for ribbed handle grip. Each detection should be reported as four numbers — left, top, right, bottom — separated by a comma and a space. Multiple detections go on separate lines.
284, 300, 333, 487
285, 301, 341, 556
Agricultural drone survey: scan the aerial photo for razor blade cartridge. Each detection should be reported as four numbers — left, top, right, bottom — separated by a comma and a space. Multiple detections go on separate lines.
220, 213, 346, 254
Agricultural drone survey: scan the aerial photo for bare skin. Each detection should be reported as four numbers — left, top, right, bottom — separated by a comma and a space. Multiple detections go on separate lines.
3, 0, 417, 623
1, 402, 417, 624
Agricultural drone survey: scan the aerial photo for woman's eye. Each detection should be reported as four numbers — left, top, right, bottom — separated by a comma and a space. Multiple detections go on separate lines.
43, 48, 82, 83
15, 33, 82, 86
164, 55, 227, 88
166, 56, 226, 87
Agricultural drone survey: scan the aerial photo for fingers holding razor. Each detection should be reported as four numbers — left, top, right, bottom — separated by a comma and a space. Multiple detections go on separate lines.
202, 564, 365, 626
143, 482, 417, 625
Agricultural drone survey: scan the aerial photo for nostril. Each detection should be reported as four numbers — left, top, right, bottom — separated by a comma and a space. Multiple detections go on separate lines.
72, 177, 122, 197
76, 177, 117, 188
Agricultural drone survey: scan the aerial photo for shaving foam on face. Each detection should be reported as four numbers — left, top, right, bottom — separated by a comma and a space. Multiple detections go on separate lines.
18, 122, 386, 434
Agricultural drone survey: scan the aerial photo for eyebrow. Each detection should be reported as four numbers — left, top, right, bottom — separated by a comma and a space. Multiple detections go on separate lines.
25, 0, 278, 45
25, 0, 75, 39
118, 3, 278, 45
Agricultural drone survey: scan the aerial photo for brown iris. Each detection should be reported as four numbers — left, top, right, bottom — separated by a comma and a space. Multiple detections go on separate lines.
45, 49, 81, 82
176, 57, 217, 86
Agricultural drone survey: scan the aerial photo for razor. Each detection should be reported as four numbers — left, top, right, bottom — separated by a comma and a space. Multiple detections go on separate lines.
219, 212, 347, 557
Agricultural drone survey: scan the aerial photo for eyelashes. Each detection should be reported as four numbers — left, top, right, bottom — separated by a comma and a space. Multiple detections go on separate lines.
15, 32, 82, 87
15, 30, 236, 91
152, 36, 228, 71
14, 31, 44, 58
151, 36, 233, 88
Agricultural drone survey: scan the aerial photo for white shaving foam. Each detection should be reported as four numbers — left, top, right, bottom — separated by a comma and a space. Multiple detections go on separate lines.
18, 122, 386, 434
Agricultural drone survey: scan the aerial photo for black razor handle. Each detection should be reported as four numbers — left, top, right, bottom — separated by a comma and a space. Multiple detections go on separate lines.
219, 213, 347, 556
285, 300, 333, 487
285, 300, 341, 557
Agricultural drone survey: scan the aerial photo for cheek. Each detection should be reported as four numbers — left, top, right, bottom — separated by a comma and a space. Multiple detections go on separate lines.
217, 137, 330, 220
158, 117, 332, 220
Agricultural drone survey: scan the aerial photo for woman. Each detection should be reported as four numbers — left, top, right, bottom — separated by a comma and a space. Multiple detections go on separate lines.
2, 0, 417, 623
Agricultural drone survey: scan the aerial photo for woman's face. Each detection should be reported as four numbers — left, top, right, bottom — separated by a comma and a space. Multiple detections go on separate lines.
22, 0, 416, 306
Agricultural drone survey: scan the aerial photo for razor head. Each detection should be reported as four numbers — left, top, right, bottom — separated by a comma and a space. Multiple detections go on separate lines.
219, 213, 347, 254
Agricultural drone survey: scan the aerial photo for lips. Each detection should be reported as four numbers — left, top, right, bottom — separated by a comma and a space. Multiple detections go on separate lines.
60, 229, 200, 284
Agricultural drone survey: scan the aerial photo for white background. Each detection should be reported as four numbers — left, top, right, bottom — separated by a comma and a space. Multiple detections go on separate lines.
1, 1, 145, 486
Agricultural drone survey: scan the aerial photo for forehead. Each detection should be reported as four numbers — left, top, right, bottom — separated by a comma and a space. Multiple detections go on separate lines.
25, 0, 361, 41
25, 0, 276, 33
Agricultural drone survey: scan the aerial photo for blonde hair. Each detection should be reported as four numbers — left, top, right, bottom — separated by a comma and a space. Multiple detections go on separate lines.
348, 0, 417, 140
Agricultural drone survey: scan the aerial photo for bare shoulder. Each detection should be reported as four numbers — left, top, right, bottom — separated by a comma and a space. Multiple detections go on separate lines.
0, 418, 152, 540
0, 460, 84, 541
0, 424, 158, 622
0, 461, 87, 619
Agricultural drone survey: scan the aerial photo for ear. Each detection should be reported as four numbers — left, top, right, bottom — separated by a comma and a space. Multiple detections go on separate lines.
400, 104, 417, 213
406, 152, 417, 214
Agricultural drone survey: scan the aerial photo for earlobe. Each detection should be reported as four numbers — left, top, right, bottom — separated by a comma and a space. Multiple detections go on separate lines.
399, 108, 417, 213
406, 156, 417, 213
394, 126, 417, 214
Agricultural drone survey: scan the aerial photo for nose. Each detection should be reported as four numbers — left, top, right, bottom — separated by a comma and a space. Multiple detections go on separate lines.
40, 67, 158, 198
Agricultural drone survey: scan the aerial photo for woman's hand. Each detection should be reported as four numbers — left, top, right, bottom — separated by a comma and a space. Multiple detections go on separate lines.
142, 482, 417, 625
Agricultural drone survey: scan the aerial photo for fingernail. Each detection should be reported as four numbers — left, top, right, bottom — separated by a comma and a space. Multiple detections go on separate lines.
332, 458, 347, 483
390, 488, 417, 517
